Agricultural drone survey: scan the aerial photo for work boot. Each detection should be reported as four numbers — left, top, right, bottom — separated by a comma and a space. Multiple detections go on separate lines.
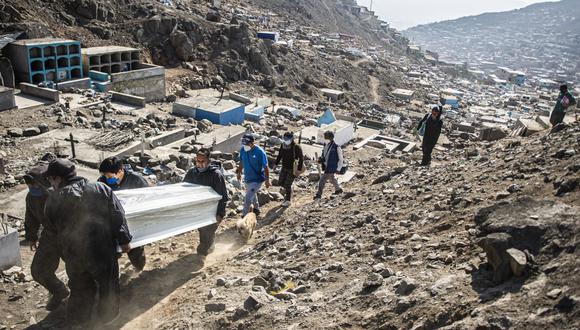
45, 289, 69, 311
333, 188, 344, 195
282, 201, 291, 207
313, 194, 321, 200
128, 247, 146, 271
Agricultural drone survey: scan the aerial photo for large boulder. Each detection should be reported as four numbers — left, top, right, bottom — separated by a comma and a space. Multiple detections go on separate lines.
474, 197, 578, 254
170, 30, 194, 61
476, 232, 513, 283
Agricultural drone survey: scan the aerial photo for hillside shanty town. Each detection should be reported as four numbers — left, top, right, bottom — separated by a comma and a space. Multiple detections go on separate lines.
0, 0, 579, 329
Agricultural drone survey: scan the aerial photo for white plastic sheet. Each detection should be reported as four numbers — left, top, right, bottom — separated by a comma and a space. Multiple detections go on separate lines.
115, 183, 222, 248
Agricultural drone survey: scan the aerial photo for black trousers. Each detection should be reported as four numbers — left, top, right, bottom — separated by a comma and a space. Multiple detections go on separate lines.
550, 110, 565, 126
31, 232, 68, 298
65, 255, 120, 326
278, 168, 295, 201
197, 222, 219, 256
421, 143, 435, 166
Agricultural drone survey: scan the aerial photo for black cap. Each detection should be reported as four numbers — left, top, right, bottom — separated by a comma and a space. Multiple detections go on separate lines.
241, 133, 255, 145
283, 132, 294, 140
45, 159, 77, 179
23, 163, 49, 186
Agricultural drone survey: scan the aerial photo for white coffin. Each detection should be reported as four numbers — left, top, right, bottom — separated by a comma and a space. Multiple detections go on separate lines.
115, 183, 222, 248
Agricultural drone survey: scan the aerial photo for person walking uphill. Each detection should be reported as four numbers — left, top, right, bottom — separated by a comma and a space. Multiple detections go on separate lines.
315, 131, 344, 200
417, 106, 443, 166
44, 159, 132, 327
273, 132, 304, 207
237, 133, 270, 217
550, 84, 577, 126
24, 156, 70, 312
183, 148, 229, 266
98, 156, 148, 271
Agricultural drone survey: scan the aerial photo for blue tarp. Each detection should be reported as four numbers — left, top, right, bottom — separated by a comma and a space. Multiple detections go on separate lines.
317, 108, 336, 127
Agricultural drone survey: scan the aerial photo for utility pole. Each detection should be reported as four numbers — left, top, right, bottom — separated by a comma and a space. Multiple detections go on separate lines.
370, 0, 373, 11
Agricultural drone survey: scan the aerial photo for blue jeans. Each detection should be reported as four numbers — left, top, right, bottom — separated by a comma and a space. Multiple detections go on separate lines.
243, 181, 263, 216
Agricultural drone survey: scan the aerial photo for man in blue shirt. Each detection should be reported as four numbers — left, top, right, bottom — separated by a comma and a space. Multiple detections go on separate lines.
237, 134, 270, 216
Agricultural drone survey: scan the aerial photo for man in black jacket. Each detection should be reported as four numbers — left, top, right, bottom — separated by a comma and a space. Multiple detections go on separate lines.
44, 159, 132, 327
24, 157, 70, 311
98, 157, 148, 271
417, 106, 444, 166
183, 148, 229, 265
273, 132, 304, 207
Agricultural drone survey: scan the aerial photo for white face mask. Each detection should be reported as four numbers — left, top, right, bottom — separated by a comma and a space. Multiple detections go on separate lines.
283, 140, 292, 145
325, 139, 331, 144
243, 145, 252, 152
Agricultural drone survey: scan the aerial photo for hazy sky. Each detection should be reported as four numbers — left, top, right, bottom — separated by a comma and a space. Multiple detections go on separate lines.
356, 0, 560, 30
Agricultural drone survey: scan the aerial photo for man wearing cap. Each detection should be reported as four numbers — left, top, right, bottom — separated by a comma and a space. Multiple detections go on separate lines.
417, 106, 444, 166
273, 132, 304, 207
315, 131, 344, 200
44, 159, 132, 327
183, 148, 229, 265
237, 133, 270, 216
98, 156, 148, 271
24, 154, 70, 312
550, 84, 577, 126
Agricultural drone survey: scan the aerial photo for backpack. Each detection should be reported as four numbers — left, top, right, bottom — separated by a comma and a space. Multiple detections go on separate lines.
418, 115, 429, 137
561, 95, 570, 109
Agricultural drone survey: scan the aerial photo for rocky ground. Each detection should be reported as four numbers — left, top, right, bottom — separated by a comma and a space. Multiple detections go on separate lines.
1, 1, 579, 329
2, 119, 578, 329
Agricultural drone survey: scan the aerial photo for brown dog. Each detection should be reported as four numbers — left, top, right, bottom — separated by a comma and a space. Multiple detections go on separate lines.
236, 211, 257, 242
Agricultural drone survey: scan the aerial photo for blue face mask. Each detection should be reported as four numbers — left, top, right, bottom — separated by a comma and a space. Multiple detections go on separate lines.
29, 186, 44, 197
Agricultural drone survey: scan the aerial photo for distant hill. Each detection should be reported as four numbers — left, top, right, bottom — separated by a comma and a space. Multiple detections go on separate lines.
403, 0, 580, 78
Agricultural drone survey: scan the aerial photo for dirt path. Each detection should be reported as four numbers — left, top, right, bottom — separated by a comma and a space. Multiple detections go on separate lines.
321, 0, 338, 31
369, 75, 380, 104
116, 196, 313, 329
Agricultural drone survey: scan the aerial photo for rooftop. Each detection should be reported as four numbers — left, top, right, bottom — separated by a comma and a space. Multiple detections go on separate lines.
82, 46, 140, 55
392, 88, 414, 96
10, 38, 78, 46
176, 96, 243, 114
320, 88, 344, 95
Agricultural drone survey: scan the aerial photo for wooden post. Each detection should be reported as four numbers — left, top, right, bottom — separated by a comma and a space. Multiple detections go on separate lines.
66, 133, 77, 159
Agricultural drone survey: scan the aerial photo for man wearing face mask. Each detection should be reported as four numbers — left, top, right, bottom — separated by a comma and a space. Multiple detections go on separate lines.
273, 132, 304, 207
237, 134, 270, 217
183, 148, 228, 264
44, 158, 132, 327
315, 131, 344, 200
24, 154, 70, 312
98, 157, 148, 271
417, 106, 444, 166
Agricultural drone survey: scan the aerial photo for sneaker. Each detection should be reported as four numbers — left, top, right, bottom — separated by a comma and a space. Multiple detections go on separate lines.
282, 201, 291, 207
45, 290, 69, 311
333, 188, 344, 195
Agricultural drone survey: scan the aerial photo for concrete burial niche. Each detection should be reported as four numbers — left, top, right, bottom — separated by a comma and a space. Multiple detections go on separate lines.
114, 183, 222, 248
0, 226, 21, 270
0, 86, 16, 111
82, 46, 165, 102
4, 38, 83, 85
